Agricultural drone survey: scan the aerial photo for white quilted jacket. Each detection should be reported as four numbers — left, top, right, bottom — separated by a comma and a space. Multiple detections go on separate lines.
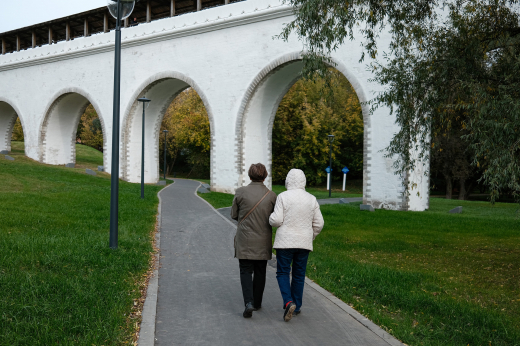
269, 169, 324, 251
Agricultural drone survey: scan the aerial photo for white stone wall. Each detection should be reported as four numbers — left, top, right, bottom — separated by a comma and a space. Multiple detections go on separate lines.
0, 0, 429, 211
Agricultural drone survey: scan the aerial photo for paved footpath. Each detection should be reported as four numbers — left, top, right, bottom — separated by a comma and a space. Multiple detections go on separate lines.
153, 179, 402, 346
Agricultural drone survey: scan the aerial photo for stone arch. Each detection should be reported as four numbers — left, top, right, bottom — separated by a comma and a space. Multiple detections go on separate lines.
0, 97, 26, 153
39, 87, 107, 166
121, 71, 215, 184
234, 52, 371, 202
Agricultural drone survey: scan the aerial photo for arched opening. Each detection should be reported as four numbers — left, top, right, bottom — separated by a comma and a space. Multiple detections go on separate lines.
40, 92, 106, 166
121, 74, 213, 184
0, 101, 23, 154
236, 56, 368, 200
158, 88, 211, 180
271, 69, 364, 195
75, 104, 105, 168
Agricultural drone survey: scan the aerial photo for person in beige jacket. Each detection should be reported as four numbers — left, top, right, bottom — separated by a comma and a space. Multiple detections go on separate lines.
231, 163, 277, 318
269, 168, 324, 322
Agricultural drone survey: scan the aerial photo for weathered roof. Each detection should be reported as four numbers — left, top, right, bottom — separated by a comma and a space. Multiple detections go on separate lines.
1, 0, 242, 54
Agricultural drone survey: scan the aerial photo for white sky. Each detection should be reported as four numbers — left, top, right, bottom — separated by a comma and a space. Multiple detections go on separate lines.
0, 0, 107, 33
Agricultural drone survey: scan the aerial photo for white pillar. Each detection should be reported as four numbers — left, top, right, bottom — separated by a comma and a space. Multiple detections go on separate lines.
170, 0, 175, 16
2, 38, 6, 54
342, 174, 346, 191
197, 0, 201, 11
48, 27, 53, 44
146, 1, 152, 22
84, 18, 90, 37
124, 18, 129, 28
32, 31, 36, 48
66, 22, 71, 41
104, 13, 109, 33
327, 173, 331, 191
16, 35, 20, 51
225, 0, 230, 4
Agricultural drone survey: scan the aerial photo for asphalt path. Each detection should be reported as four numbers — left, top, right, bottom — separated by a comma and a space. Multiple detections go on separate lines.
154, 179, 399, 346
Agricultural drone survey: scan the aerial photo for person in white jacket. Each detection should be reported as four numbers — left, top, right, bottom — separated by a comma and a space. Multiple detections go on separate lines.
269, 169, 324, 322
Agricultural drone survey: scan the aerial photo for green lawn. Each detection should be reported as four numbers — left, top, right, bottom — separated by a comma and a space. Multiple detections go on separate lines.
272, 181, 362, 199
1, 142, 163, 345
199, 182, 519, 345
198, 180, 363, 209
74, 143, 105, 170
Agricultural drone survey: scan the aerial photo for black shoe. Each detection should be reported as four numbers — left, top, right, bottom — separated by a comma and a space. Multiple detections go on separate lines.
253, 305, 261, 311
283, 302, 296, 322
243, 302, 254, 318
294, 310, 301, 316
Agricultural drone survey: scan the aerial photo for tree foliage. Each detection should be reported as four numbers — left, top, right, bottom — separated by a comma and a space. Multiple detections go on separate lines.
272, 69, 364, 185
11, 117, 23, 141
77, 105, 103, 151
159, 88, 211, 178
280, 0, 520, 202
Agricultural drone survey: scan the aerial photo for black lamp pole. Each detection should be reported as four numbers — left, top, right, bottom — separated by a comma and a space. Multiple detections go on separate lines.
328, 134, 335, 198
109, 0, 123, 249
163, 130, 168, 180
138, 98, 151, 199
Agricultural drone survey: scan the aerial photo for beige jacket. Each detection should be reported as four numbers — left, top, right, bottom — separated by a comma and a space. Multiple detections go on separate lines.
269, 169, 324, 251
231, 182, 277, 260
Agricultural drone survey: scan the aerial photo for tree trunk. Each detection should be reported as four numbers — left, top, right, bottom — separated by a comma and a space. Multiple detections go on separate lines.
458, 178, 466, 200
465, 180, 476, 200
445, 177, 453, 199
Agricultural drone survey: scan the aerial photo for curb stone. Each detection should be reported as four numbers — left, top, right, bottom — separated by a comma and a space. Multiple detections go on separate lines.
137, 180, 175, 346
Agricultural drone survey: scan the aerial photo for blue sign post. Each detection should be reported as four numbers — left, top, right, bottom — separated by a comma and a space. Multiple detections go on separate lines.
325, 166, 332, 194
342, 166, 349, 191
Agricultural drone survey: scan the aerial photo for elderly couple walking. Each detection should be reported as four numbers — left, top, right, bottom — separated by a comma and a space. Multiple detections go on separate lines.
231, 163, 324, 322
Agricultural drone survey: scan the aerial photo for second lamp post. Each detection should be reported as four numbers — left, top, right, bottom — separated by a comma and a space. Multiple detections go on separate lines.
163, 130, 168, 180
138, 97, 151, 199
327, 134, 335, 198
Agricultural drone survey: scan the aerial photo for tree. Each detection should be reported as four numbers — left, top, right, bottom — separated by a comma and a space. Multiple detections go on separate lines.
279, 0, 520, 203
77, 105, 103, 151
430, 121, 480, 200
159, 88, 211, 178
11, 117, 23, 141
272, 69, 364, 185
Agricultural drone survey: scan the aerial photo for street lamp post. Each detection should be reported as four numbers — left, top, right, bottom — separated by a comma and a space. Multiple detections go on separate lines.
138, 97, 151, 199
327, 134, 335, 198
107, 0, 137, 249
163, 130, 168, 180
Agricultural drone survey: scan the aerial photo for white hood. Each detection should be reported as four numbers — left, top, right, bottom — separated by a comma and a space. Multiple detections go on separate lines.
285, 169, 306, 190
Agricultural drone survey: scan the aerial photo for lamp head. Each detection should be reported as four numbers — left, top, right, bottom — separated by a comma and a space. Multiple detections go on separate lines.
107, 0, 138, 20
327, 134, 335, 143
163, 130, 169, 133
138, 97, 151, 110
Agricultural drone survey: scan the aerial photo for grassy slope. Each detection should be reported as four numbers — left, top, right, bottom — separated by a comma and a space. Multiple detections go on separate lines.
1, 142, 163, 345
199, 181, 519, 346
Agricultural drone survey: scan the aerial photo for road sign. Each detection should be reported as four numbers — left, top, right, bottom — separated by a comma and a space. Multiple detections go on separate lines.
325, 166, 332, 173
342, 166, 349, 174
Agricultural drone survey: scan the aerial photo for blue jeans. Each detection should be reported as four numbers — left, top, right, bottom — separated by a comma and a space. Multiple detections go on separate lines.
275, 248, 310, 312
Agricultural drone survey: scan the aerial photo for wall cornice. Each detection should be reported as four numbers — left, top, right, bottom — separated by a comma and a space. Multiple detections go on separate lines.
0, 4, 293, 73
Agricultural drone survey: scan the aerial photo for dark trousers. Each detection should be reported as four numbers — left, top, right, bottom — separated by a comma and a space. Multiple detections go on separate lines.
239, 259, 267, 307
275, 248, 310, 312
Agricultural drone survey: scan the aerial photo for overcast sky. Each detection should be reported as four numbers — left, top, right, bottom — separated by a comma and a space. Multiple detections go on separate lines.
0, 0, 107, 33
